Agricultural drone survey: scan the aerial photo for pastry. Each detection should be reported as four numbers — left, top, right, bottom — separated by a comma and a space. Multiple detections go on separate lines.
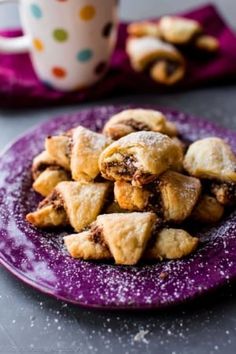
64, 225, 198, 262
33, 167, 70, 197
99, 131, 183, 186
126, 37, 185, 85
32, 150, 70, 196
159, 171, 201, 223
32, 150, 58, 179
114, 171, 201, 223
150, 59, 185, 86
194, 35, 219, 53
64, 231, 111, 260
145, 228, 199, 260
184, 137, 236, 183
210, 181, 236, 206
171, 137, 186, 154
103, 108, 178, 140
96, 212, 156, 265
127, 21, 161, 38
26, 181, 110, 232
70, 126, 111, 181
114, 180, 159, 214
159, 16, 202, 45
191, 195, 224, 224
26, 204, 68, 229
114, 181, 151, 211
46, 126, 110, 182
93, 212, 156, 265
57, 181, 110, 232
27, 111, 234, 266
26, 190, 68, 228
45, 135, 71, 170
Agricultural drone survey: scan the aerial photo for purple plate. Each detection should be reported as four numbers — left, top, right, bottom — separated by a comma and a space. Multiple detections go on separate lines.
0, 105, 236, 310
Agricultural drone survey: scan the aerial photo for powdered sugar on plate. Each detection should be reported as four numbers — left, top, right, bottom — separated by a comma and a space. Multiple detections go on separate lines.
0, 104, 236, 309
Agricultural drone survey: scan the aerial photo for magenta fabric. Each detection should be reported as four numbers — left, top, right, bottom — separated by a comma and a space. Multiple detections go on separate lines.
0, 4, 236, 108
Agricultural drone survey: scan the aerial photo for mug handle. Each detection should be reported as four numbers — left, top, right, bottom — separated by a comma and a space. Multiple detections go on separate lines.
0, 0, 30, 53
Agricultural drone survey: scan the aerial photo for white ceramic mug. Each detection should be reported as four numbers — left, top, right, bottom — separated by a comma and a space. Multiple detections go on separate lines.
0, 0, 119, 91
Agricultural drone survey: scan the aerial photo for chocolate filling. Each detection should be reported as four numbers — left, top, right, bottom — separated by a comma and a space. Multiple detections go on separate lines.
133, 172, 157, 186
65, 137, 73, 159
33, 164, 70, 180
146, 57, 180, 78
90, 224, 109, 249
105, 155, 137, 178
146, 218, 165, 249
105, 155, 158, 185
145, 181, 164, 217
38, 190, 65, 211
119, 118, 150, 132
32, 163, 50, 179
165, 61, 179, 77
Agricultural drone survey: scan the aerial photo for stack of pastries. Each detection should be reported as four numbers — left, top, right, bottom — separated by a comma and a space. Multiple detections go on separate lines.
126, 16, 219, 85
26, 109, 236, 265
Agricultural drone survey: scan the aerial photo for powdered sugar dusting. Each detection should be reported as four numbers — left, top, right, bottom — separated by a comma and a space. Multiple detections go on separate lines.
0, 104, 236, 309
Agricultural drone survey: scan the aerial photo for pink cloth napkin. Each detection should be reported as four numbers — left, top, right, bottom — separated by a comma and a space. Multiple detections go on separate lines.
0, 4, 236, 108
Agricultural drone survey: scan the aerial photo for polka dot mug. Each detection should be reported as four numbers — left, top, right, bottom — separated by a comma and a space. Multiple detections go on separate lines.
0, 0, 119, 91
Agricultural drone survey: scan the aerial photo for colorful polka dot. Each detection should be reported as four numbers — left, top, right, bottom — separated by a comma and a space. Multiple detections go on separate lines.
77, 49, 93, 62
79, 5, 96, 21
95, 61, 107, 75
53, 29, 68, 42
52, 67, 67, 78
33, 38, 44, 52
30, 4, 42, 19
102, 22, 113, 37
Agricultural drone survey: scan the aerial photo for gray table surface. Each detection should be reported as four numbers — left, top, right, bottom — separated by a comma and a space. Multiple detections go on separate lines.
1, 1, 236, 354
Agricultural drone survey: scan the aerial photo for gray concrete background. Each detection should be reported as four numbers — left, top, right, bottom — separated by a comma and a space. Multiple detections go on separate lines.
0, 1, 236, 354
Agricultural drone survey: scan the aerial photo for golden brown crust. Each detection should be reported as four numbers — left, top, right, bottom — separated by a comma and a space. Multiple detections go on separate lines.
165, 122, 179, 137
159, 16, 202, 45
103, 109, 178, 140
28, 118, 233, 265
159, 171, 201, 223
150, 59, 185, 85
145, 228, 199, 260
127, 21, 161, 38
191, 195, 224, 224
45, 126, 111, 182
64, 231, 111, 260
194, 35, 219, 53
70, 126, 111, 182
33, 167, 70, 197
56, 181, 111, 232
32, 150, 58, 180
184, 137, 236, 183
27, 181, 110, 232
45, 135, 71, 170
171, 137, 186, 154
95, 212, 156, 265
126, 36, 185, 85
114, 181, 150, 211
99, 131, 183, 186
126, 36, 185, 72
26, 204, 68, 228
